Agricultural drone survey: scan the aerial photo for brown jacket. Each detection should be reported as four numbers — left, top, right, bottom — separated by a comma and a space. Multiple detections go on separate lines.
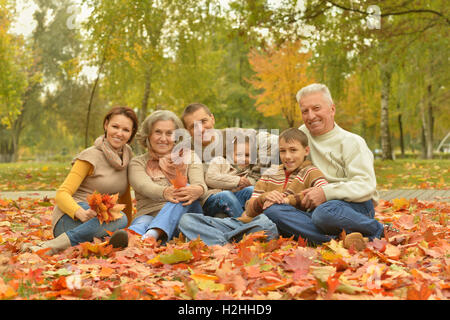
246, 161, 328, 217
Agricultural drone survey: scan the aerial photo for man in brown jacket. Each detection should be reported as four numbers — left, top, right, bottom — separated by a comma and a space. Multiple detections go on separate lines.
181, 103, 276, 217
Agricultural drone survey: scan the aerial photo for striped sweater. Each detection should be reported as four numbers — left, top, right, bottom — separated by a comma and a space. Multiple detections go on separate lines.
246, 160, 328, 217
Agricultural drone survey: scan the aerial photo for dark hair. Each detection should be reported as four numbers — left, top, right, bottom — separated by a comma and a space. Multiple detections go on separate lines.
103, 106, 139, 143
279, 128, 308, 148
181, 103, 212, 127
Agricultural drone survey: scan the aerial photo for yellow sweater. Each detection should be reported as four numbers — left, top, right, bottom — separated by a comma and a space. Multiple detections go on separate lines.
55, 159, 132, 222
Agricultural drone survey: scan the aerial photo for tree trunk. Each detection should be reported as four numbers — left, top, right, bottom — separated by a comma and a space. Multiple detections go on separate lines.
426, 84, 434, 158
420, 121, 427, 159
419, 85, 433, 159
135, 67, 152, 155
397, 103, 404, 156
380, 66, 393, 160
140, 68, 152, 123
85, 54, 106, 148
0, 126, 14, 163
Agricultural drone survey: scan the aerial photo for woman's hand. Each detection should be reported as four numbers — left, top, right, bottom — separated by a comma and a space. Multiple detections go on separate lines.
163, 186, 179, 203
74, 207, 97, 222
173, 185, 204, 206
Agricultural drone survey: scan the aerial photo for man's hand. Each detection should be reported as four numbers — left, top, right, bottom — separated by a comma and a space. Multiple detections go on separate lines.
301, 187, 326, 209
173, 185, 204, 206
74, 207, 97, 222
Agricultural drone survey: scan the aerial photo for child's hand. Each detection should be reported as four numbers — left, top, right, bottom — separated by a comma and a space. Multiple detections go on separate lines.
238, 176, 252, 188
264, 190, 285, 204
237, 212, 253, 223
262, 199, 275, 210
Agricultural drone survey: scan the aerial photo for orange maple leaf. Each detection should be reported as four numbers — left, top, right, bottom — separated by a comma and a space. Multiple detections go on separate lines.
170, 168, 187, 189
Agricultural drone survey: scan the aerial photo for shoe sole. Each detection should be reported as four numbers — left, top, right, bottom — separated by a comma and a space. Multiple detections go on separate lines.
109, 230, 129, 248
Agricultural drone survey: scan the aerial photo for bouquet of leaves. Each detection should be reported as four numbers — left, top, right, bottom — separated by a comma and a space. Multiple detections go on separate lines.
87, 191, 125, 224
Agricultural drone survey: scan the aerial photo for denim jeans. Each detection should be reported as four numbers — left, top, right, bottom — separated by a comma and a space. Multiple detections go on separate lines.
178, 212, 279, 246
263, 200, 384, 246
203, 186, 254, 218
53, 202, 128, 246
128, 200, 203, 241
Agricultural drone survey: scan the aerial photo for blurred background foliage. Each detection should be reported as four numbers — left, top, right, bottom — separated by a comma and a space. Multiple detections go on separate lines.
0, 0, 448, 162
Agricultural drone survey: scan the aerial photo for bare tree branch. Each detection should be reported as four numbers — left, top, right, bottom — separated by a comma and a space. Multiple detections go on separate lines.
326, 0, 450, 25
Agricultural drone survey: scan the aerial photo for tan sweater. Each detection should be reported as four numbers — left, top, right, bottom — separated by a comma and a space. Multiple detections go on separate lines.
52, 146, 132, 233
128, 151, 208, 218
205, 156, 260, 192
299, 124, 379, 204
194, 128, 277, 202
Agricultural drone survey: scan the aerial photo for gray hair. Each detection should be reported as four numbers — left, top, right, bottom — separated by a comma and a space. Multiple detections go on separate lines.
135, 110, 186, 149
296, 83, 334, 106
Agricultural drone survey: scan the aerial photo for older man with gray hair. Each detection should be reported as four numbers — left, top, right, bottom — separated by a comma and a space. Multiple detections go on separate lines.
263, 83, 393, 250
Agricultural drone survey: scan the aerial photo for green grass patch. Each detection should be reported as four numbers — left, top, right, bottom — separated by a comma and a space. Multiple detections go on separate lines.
374, 159, 450, 190
0, 162, 70, 191
0, 159, 448, 191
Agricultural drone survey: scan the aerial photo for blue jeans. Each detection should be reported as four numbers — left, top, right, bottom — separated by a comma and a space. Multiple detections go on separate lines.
128, 200, 203, 241
203, 186, 254, 218
178, 212, 279, 246
264, 200, 384, 246
53, 202, 128, 246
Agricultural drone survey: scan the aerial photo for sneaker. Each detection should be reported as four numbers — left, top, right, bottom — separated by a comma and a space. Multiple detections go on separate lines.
383, 223, 400, 241
214, 212, 229, 219
343, 232, 368, 251
109, 229, 128, 248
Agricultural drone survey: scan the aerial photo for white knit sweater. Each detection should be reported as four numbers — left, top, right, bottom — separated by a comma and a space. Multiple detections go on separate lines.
299, 123, 379, 204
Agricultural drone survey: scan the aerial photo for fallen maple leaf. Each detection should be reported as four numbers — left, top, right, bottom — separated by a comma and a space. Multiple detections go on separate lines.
284, 249, 312, 280
407, 283, 432, 300
170, 168, 187, 189
392, 198, 409, 211
149, 248, 193, 265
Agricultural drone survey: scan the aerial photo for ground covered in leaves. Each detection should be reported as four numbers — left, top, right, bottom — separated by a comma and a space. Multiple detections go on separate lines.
0, 196, 448, 300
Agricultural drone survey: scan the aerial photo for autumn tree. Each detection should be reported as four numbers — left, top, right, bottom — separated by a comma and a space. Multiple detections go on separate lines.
272, 0, 449, 159
248, 40, 314, 128
0, 0, 40, 162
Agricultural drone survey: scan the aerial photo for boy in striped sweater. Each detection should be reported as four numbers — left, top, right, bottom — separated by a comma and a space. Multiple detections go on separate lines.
239, 128, 327, 223
178, 128, 330, 246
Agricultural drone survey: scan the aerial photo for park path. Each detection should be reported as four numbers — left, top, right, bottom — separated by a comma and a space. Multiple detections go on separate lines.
0, 189, 449, 202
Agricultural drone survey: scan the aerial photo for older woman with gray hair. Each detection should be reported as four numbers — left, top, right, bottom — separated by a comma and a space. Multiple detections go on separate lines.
128, 110, 207, 243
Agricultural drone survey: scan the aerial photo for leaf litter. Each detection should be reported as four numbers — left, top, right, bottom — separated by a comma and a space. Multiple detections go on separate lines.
0, 196, 448, 300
